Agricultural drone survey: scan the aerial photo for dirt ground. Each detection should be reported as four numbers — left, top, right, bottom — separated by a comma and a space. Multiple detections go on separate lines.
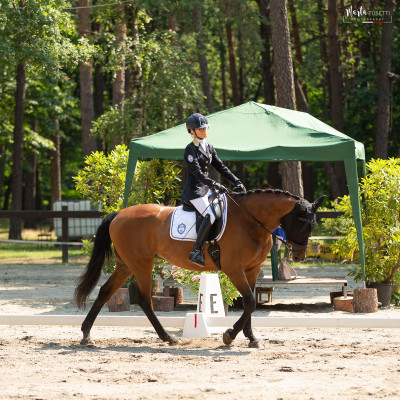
1, 264, 399, 400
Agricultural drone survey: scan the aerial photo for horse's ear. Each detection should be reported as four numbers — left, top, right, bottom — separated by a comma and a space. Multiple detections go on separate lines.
312, 195, 326, 211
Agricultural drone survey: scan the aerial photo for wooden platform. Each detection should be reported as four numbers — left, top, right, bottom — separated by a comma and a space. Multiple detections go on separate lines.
255, 275, 348, 299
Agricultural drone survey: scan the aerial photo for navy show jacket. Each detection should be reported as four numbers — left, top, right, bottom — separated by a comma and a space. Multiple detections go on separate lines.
181, 139, 239, 201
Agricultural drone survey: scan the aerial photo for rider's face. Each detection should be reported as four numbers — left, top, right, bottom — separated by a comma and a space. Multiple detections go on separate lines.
195, 127, 208, 139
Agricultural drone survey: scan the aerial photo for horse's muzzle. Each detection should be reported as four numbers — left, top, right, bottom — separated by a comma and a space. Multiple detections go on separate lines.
292, 251, 306, 262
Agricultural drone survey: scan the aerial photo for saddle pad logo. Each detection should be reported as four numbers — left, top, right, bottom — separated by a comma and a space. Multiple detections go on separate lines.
177, 223, 186, 234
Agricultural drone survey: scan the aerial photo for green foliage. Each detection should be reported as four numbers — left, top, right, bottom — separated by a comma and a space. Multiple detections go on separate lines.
319, 205, 354, 237
170, 267, 240, 306
0, 0, 94, 74
74, 145, 181, 277
331, 159, 400, 284
74, 144, 181, 214
91, 30, 203, 145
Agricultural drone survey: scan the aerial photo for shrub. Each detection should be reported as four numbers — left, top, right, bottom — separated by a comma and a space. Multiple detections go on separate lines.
74, 145, 181, 277
331, 158, 400, 285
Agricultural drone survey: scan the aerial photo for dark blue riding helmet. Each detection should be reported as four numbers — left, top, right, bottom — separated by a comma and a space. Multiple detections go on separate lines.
186, 113, 209, 133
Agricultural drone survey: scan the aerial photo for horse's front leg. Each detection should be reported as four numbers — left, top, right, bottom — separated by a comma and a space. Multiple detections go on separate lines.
242, 302, 259, 348
242, 265, 262, 348
81, 263, 130, 345
222, 268, 257, 347
223, 292, 256, 346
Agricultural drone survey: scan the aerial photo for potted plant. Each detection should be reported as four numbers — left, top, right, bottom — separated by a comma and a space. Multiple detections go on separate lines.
331, 158, 400, 306
170, 266, 240, 314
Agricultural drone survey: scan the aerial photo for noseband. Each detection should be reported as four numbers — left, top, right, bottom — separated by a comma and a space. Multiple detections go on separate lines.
281, 206, 316, 253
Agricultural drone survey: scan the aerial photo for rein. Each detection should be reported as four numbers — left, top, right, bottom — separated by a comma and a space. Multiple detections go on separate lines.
226, 192, 309, 252
226, 192, 276, 236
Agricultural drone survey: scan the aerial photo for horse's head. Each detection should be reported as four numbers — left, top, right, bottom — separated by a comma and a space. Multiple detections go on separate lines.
280, 195, 326, 262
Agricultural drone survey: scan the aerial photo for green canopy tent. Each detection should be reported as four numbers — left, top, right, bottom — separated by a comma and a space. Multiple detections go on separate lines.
123, 101, 366, 278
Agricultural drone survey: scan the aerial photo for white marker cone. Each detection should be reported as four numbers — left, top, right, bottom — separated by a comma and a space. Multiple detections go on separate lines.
182, 273, 226, 338
182, 312, 211, 338
196, 273, 225, 316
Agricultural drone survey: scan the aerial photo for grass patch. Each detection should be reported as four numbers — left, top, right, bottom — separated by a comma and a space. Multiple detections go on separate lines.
0, 242, 88, 265
0, 220, 89, 265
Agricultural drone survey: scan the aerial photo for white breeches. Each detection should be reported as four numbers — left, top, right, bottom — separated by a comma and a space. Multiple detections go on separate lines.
189, 189, 216, 224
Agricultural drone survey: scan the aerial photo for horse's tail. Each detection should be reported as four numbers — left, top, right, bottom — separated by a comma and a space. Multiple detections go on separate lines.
74, 211, 118, 309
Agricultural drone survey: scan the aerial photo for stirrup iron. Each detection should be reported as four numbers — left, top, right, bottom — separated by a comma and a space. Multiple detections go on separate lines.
189, 247, 205, 267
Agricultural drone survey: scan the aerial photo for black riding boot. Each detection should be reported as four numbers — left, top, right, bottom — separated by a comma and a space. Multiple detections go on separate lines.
189, 214, 212, 267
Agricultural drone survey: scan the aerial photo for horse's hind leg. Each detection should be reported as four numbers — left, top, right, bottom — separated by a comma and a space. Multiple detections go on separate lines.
80, 262, 131, 345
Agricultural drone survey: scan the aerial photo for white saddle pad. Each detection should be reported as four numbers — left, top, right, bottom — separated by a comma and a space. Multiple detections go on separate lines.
169, 195, 228, 242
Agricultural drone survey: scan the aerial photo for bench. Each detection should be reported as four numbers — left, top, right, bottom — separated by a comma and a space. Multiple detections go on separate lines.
255, 274, 348, 304
255, 287, 274, 304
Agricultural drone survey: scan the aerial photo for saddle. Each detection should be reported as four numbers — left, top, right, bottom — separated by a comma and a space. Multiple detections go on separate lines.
170, 193, 227, 269
182, 191, 225, 240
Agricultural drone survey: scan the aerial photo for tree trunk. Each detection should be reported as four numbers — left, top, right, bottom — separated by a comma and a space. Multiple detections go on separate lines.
225, 23, 240, 106
317, 0, 329, 121
9, 62, 26, 239
50, 121, 62, 209
112, 4, 127, 117
270, 0, 303, 197
293, 76, 314, 201
24, 120, 37, 229
168, 10, 184, 121
375, 0, 396, 159
323, 162, 341, 200
126, 4, 143, 136
0, 143, 5, 204
112, 3, 127, 147
92, 18, 106, 152
267, 162, 282, 188
255, 0, 274, 105
219, 25, 228, 109
193, 3, 214, 113
238, 30, 245, 104
327, 0, 347, 197
294, 73, 309, 113
317, 0, 339, 200
327, 0, 343, 132
289, 2, 308, 102
301, 162, 314, 202
2, 173, 12, 210
24, 151, 37, 229
94, 65, 105, 119
93, 18, 105, 120
79, 0, 97, 157
35, 165, 43, 210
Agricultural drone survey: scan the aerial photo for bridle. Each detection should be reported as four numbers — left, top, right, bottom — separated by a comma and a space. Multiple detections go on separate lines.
226, 191, 312, 253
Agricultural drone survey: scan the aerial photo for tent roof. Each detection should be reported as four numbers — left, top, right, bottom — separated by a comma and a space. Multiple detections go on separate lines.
129, 101, 365, 162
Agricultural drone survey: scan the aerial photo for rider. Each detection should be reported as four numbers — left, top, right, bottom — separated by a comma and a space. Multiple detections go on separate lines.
181, 112, 246, 267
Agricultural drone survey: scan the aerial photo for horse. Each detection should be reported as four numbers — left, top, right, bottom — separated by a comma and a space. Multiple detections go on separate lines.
75, 189, 325, 348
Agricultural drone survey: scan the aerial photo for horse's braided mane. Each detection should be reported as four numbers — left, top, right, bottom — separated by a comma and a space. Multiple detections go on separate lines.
230, 188, 301, 201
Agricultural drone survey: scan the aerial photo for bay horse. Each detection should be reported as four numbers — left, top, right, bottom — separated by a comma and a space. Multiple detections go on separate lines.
75, 189, 325, 348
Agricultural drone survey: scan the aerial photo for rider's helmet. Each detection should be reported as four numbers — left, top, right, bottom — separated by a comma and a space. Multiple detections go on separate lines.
186, 113, 209, 133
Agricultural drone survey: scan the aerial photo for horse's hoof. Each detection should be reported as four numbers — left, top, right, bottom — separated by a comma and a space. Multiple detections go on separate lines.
168, 335, 179, 345
223, 329, 234, 345
249, 339, 260, 348
80, 336, 95, 346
